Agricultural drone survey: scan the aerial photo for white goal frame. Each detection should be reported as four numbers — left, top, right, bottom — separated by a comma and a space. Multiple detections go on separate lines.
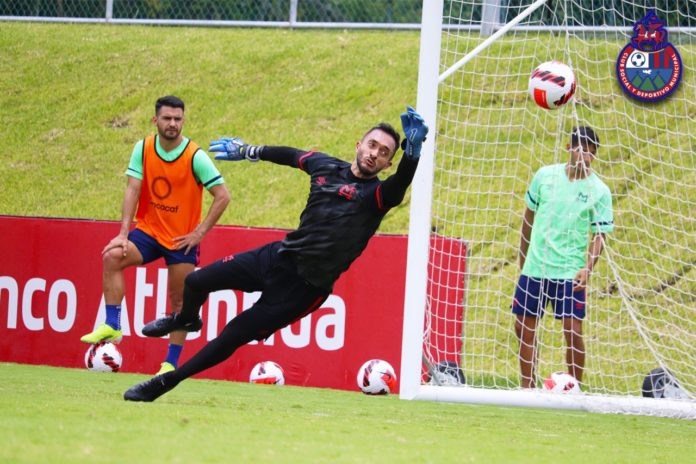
399, 0, 696, 420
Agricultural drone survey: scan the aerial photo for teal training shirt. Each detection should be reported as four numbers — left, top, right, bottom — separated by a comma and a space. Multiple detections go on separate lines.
523, 163, 614, 279
126, 136, 224, 189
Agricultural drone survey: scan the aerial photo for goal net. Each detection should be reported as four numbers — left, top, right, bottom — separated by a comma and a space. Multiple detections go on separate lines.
401, 0, 696, 419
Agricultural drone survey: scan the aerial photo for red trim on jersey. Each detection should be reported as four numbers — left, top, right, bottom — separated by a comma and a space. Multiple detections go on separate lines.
298, 150, 317, 171
375, 184, 384, 210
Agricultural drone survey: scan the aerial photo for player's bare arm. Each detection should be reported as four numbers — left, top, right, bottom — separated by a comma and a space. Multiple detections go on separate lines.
174, 183, 231, 254
573, 233, 607, 291
519, 207, 535, 270
102, 176, 142, 257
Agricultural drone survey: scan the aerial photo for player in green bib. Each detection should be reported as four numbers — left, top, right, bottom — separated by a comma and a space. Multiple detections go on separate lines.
513, 127, 614, 389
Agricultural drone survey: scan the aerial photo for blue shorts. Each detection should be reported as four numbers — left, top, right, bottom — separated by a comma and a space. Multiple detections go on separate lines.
512, 275, 586, 320
128, 228, 200, 266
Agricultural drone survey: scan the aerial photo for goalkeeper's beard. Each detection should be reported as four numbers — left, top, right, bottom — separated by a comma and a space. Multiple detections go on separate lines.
355, 152, 380, 178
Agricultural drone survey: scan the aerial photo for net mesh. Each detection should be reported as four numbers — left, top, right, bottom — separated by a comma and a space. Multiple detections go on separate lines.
424, 0, 695, 401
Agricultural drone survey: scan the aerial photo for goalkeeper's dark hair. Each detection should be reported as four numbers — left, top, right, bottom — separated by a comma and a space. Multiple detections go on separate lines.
156, 95, 185, 114
364, 123, 401, 156
571, 126, 599, 148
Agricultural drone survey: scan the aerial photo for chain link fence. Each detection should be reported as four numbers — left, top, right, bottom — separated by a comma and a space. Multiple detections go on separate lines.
0, 0, 423, 25
1, 1, 695, 28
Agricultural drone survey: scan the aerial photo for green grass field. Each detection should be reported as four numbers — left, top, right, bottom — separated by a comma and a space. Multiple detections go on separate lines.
1, 363, 695, 464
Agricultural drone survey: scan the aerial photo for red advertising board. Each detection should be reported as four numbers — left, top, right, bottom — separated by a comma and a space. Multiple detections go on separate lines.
0, 216, 409, 391
424, 235, 468, 378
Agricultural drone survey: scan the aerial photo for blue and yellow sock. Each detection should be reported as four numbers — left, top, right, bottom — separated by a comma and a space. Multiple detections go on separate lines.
105, 304, 121, 331
165, 344, 183, 368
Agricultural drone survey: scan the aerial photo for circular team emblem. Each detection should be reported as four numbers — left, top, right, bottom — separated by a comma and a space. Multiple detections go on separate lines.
151, 176, 172, 199
616, 10, 682, 102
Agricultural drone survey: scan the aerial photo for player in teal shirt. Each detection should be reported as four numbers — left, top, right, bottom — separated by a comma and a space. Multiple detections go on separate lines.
513, 127, 613, 389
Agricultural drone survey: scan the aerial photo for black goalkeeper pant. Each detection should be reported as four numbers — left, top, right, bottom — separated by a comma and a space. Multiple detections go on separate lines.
168, 241, 329, 384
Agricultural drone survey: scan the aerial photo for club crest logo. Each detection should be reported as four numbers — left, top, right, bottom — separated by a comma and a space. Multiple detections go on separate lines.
616, 10, 682, 102
338, 184, 357, 200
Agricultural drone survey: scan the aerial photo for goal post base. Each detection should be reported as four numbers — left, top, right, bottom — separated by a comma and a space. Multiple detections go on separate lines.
401, 386, 696, 420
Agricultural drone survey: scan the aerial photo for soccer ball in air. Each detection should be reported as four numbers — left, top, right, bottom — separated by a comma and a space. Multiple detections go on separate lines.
542, 372, 581, 394
249, 361, 285, 385
84, 342, 122, 373
528, 61, 576, 110
357, 359, 397, 395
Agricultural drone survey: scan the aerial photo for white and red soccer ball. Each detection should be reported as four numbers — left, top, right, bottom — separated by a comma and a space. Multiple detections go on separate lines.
528, 61, 576, 110
357, 359, 397, 395
542, 371, 581, 394
84, 342, 122, 373
249, 361, 285, 385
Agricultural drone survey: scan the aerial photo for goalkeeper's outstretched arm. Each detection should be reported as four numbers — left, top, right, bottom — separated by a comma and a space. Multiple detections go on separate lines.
380, 154, 419, 208
257, 146, 308, 167
209, 138, 307, 168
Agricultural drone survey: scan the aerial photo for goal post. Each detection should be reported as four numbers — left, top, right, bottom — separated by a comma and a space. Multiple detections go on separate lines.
400, 0, 696, 420
400, 0, 443, 401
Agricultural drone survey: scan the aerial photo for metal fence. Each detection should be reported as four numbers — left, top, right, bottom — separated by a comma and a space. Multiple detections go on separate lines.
1, 1, 695, 29
0, 0, 423, 27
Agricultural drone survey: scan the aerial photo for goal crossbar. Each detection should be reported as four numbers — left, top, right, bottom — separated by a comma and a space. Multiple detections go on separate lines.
438, 0, 549, 83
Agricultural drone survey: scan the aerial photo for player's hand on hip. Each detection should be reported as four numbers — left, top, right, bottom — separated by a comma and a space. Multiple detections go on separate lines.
102, 235, 129, 257
400, 106, 429, 160
209, 137, 260, 162
174, 229, 204, 255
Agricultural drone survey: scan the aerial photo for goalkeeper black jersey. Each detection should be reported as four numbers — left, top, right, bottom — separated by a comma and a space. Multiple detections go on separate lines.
258, 146, 418, 291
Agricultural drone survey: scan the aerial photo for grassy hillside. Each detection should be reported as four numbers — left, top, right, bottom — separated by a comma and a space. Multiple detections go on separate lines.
0, 22, 419, 232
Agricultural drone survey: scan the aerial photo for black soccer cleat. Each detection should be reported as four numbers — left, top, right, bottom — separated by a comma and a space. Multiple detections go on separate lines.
124, 374, 177, 402
141, 313, 203, 338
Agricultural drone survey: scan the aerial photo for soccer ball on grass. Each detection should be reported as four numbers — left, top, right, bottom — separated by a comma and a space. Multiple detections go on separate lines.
357, 359, 397, 395
249, 361, 285, 385
84, 341, 122, 373
542, 371, 581, 394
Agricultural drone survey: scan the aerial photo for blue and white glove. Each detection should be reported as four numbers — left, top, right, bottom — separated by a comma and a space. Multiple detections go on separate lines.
209, 137, 260, 162
400, 106, 429, 160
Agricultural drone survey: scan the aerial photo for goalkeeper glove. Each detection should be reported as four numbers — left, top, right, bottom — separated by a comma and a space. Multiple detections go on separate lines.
399, 106, 429, 160
209, 137, 261, 162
